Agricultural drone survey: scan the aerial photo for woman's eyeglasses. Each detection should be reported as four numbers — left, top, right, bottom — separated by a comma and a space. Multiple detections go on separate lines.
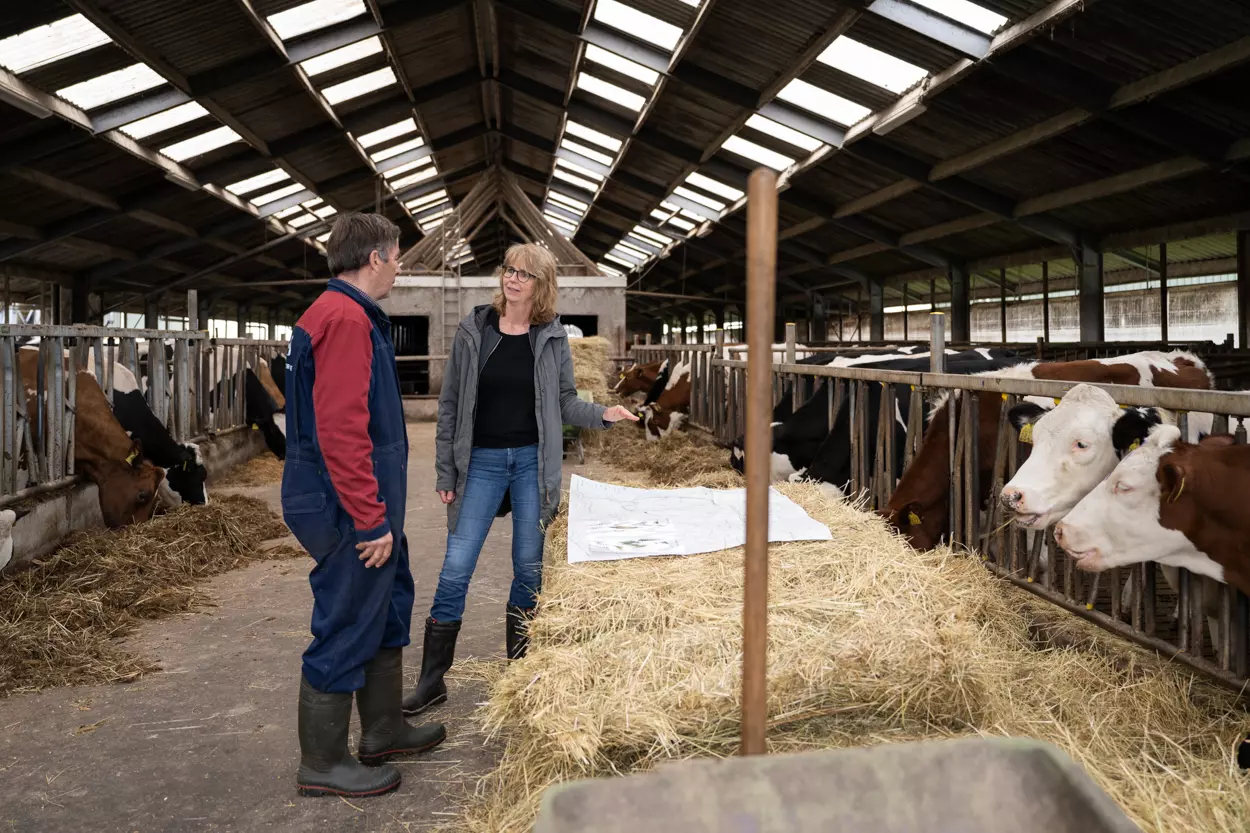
503, 265, 536, 283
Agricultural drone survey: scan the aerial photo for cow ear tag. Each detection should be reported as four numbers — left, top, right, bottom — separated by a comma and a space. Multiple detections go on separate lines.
1018, 423, 1034, 444
125, 450, 139, 465
1127, 440, 1140, 453
907, 511, 921, 526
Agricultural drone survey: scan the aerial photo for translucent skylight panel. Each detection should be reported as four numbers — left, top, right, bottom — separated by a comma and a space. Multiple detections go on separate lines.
118, 101, 210, 140
300, 36, 383, 76
372, 137, 425, 163
302, 197, 324, 208
776, 79, 871, 127
552, 168, 600, 192
58, 63, 165, 110
252, 181, 307, 206
0, 15, 111, 74
818, 37, 928, 94
744, 114, 822, 153
226, 168, 290, 195
268, 0, 367, 41
316, 231, 332, 243
357, 118, 417, 148
663, 213, 696, 231
382, 159, 427, 179
557, 158, 605, 182
912, 0, 1007, 34
632, 225, 671, 245
276, 205, 304, 218
405, 190, 447, 211
598, 262, 625, 277
313, 205, 337, 218
616, 240, 649, 259
390, 167, 437, 189
609, 246, 643, 264
564, 120, 623, 152
548, 191, 589, 213
584, 44, 660, 85
422, 207, 452, 223
593, 0, 682, 51
411, 198, 450, 215
604, 252, 636, 269
160, 125, 243, 162
322, 66, 397, 105
673, 186, 725, 212
545, 213, 576, 232
289, 213, 318, 228
576, 72, 646, 112
560, 138, 614, 167
685, 171, 744, 201
721, 135, 794, 171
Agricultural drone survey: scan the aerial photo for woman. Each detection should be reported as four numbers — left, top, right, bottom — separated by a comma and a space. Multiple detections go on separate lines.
403, 243, 637, 715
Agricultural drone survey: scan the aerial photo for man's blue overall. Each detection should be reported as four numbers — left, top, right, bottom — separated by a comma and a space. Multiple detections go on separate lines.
281, 279, 414, 693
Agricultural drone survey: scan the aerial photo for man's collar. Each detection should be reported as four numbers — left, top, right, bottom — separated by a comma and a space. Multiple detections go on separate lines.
328, 277, 381, 310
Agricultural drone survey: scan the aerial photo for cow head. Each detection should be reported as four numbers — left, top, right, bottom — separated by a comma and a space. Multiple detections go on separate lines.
256, 418, 287, 459
81, 440, 166, 528
614, 362, 661, 397
0, 508, 15, 573
1053, 424, 1209, 575
1000, 384, 1167, 529
640, 403, 686, 441
879, 500, 945, 550
164, 441, 210, 505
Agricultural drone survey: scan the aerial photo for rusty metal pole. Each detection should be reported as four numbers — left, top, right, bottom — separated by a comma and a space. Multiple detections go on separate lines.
741, 168, 777, 757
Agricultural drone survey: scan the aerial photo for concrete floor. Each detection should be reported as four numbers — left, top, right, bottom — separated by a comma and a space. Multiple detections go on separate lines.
0, 423, 611, 832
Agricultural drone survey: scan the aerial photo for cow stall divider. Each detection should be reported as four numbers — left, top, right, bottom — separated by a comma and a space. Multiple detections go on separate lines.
626, 331, 1250, 693
0, 326, 288, 510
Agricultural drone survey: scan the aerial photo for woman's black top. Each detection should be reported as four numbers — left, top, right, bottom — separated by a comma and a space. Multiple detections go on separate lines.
473, 321, 540, 448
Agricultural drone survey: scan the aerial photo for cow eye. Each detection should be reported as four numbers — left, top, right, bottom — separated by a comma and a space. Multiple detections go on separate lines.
1114, 481, 1132, 494
136, 491, 151, 504
1075, 440, 1090, 450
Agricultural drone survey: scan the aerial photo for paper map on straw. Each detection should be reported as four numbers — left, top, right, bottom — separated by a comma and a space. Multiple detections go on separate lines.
566, 475, 832, 564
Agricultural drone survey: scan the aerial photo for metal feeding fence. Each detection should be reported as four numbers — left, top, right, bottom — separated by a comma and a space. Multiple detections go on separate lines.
0, 325, 287, 510
629, 329, 1250, 692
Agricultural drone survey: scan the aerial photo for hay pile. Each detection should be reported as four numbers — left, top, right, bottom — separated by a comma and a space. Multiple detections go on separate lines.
459, 482, 1250, 833
0, 495, 298, 697
567, 336, 612, 401
215, 452, 285, 487
586, 418, 737, 488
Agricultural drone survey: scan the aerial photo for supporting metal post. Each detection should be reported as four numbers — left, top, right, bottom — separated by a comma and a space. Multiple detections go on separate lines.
187, 290, 199, 330
999, 267, 1008, 344
1159, 243, 1169, 344
902, 284, 909, 341
71, 276, 89, 323
784, 322, 796, 365
1076, 244, 1104, 342
741, 168, 777, 758
930, 314, 946, 374
948, 265, 970, 343
1041, 260, 1050, 343
1237, 230, 1248, 348
237, 302, 251, 339
869, 282, 884, 342
144, 295, 161, 330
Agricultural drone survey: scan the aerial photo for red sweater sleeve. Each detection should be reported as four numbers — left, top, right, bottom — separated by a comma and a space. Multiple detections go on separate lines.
311, 313, 388, 538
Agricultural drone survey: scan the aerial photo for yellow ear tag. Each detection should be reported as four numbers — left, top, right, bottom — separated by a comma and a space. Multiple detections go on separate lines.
1018, 423, 1034, 444
1054, 398, 1061, 405
252, 423, 259, 430
125, 450, 139, 465
1127, 440, 1140, 453
907, 511, 921, 526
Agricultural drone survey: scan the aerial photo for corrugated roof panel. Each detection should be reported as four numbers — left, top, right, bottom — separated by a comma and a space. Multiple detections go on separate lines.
100, 0, 276, 77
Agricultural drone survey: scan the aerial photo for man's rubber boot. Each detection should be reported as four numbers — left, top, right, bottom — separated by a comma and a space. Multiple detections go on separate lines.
401, 618, 460, 716
295, 676, 401, 797
506, 605, 534, 660
357, 648, 447, 766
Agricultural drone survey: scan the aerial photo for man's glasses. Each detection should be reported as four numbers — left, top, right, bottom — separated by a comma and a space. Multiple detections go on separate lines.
503, 265, 536, 283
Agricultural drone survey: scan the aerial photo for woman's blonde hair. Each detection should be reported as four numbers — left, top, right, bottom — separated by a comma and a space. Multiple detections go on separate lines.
493, 242, 559, 324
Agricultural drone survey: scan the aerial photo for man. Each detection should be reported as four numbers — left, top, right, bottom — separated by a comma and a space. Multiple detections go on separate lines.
282, 213, 444, 798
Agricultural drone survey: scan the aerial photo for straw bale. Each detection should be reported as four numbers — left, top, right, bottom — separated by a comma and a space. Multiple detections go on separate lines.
214, 451, 285, 488
457, 484, 1250, 833
585, 419, 735, 487
0, 495, 300, 697
567, 336, 612, 401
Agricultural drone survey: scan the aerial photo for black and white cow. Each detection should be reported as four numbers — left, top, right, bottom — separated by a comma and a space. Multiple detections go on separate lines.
269, 353, 287, 398
87, 357, 210, 506
211, 369, 286, 459
731, 349, 1022, 491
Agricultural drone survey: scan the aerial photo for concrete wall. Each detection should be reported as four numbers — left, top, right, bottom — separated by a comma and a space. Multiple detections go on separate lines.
382, 274, 628, 394
3, 428, 267, 574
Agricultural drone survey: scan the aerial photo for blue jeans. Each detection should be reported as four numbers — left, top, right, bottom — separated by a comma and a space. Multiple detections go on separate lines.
430, 445, 544, 622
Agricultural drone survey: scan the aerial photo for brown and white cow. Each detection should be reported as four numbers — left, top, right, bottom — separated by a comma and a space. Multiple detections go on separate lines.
255, 358, 285, 410
614, 360, 666, 398
881, 351, 1213, 551
19, 350, 165, 528
639, 361, 692, 441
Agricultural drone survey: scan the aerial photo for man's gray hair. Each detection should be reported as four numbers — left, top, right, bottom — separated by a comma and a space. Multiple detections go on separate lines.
326, 212, 401, 275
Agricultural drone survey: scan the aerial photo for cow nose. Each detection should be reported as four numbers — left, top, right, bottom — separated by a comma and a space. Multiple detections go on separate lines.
1053, 523, 1066, 547
1001, 487, 1023, 510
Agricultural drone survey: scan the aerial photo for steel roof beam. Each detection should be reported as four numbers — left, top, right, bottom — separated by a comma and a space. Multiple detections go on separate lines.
865, 0, 991, 59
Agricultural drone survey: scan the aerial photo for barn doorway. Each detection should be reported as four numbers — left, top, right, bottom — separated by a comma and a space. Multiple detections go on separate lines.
562, 314, 598, 338
390, 316, 430, 395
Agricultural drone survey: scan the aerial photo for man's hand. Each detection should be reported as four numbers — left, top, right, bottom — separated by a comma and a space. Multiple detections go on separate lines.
357, 531, 393, 568
438, 490, 456, 504
603, 405, 640, 423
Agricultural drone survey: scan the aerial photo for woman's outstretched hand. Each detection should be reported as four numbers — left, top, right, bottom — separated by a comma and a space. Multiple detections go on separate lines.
603, 405, 641, 423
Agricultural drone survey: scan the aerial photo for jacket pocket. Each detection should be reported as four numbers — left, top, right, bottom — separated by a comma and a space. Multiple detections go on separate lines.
281, 491, 342, 563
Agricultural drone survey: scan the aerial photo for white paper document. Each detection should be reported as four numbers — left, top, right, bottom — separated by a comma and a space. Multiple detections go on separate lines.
566, 475, 832, 564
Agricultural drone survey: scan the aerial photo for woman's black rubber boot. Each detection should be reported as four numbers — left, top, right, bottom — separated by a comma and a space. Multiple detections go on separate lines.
401, 618, 460, 716
295, 676, 401, 797
505, 605, 534, 660
357, 648, 446, 765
